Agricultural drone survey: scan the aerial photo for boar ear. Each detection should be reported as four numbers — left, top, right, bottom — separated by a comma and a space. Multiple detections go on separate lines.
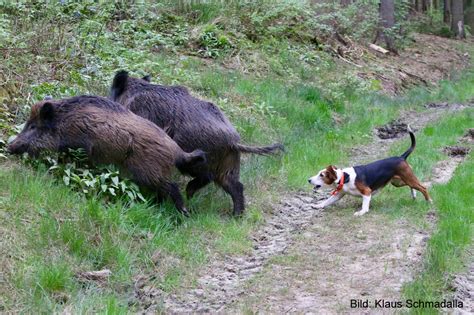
40, 102, 55, 122
142, 75, 151, 82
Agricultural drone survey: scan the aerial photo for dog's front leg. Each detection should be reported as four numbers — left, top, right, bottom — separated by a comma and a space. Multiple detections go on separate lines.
315, 192, 345, 209
354, 194, 371, 216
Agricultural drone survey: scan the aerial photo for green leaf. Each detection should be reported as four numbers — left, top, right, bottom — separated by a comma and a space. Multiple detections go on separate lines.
120, 182, 127, 192
137, 193, 146, 202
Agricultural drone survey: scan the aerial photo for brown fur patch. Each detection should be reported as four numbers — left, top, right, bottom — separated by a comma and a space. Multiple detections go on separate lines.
323, 165, 337, 185
30, 101, 50, 120
394, 161, 431, 201
390, 175, 407, 187
355, 180, 372, 196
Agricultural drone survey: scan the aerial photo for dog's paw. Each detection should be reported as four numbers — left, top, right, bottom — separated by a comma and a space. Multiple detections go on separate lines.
314, 203, 325, 209
354, 209, 368, 216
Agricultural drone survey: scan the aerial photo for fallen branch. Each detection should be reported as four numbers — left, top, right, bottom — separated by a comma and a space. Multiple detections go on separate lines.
399, 69, 428, 85
369, 43, 389, 54
338, 55, 362, 68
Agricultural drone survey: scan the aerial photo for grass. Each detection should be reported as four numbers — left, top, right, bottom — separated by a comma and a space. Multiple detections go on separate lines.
403, 156, 473, 314
397, 110, 474, 313
0, 162, 260, 312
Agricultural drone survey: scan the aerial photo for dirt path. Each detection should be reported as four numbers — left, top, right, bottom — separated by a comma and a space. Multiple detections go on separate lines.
453, 254, 474, 314
137, 103, 471, 313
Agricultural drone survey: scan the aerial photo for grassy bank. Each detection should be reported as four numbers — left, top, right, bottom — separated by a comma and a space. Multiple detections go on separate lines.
403, 155, 473, 314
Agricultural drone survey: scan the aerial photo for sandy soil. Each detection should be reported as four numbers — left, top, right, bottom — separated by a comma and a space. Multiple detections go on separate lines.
346, 34, 471, 94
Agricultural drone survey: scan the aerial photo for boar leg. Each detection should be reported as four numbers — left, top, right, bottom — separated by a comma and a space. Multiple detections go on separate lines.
218, 176, 245, 216
158, 182, 190, 217
186, 173, 212, 199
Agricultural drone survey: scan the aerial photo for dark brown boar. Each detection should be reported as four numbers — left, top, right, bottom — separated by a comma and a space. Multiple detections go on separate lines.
110, 71, 284, 216
7, 95, 206, 216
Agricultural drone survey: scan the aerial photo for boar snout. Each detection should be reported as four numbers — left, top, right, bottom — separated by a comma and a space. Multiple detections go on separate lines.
7, 140, 27, 155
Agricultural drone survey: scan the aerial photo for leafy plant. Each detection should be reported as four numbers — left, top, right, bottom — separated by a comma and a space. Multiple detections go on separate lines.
23, 148, 146, 204
198, 24, 234, 58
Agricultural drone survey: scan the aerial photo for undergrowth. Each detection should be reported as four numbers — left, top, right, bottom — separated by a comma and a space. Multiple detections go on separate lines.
403, 155, 473, 315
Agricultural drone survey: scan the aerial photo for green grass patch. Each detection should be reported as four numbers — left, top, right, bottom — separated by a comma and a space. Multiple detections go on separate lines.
403, 155, 473, 314
0, 163, 260, 312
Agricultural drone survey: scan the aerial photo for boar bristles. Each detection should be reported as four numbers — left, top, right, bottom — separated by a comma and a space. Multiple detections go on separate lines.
40, 102, 55, 121
111, 70, 129, 100
175, 149, 207, 175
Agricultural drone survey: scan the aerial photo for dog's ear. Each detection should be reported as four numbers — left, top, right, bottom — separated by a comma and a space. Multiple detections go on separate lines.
325, 165, 337, 183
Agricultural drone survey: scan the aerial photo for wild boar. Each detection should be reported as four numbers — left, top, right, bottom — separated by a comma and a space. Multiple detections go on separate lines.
8, 95, 206, 215
110, 71, 284, 216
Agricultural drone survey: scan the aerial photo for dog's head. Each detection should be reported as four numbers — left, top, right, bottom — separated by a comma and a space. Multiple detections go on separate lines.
308, 165, 338, 191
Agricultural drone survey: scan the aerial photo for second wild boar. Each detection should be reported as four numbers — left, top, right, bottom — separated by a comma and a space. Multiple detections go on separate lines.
110, 71, 284, 216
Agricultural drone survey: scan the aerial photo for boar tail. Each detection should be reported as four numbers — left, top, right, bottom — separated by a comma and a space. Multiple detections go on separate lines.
110, 70, 129, 101
175, 149, 207, 175
235, 143, 284, 156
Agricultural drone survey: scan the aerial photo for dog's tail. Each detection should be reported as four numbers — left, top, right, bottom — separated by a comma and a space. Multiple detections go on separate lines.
401, 125, 416, 160
234, 143, 285, 156
110, 70, 129, 101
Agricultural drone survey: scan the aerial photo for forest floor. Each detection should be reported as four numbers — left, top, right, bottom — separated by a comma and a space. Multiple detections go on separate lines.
139, 102, 472, 313
345, 33, 470, 94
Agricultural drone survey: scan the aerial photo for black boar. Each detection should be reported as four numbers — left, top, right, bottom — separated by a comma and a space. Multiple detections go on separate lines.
110, 71, 284, 216
8, 95, 206, 216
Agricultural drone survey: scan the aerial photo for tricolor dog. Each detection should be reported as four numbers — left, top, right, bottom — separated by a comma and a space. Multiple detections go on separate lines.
308, 127, 432, 216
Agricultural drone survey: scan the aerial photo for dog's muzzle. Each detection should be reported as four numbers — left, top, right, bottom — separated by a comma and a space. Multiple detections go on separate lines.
312, 184, 321, 192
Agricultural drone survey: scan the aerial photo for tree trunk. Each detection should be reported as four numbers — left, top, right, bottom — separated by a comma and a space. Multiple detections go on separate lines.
451, 0, 466, 38
444, 0, 451, 24
341, 0, 352, 7
379, 0, 398, 53
423, 0, 430, 11
416, 0, 424, 11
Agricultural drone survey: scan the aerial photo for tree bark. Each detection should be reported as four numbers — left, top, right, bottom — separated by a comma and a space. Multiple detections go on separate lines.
341, 0, 352, 7
444, 0, 451, 24
379, 0, 398, 53
423, 0, 430, 11
416, 0, 424, 11
451, 0, 466, 38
